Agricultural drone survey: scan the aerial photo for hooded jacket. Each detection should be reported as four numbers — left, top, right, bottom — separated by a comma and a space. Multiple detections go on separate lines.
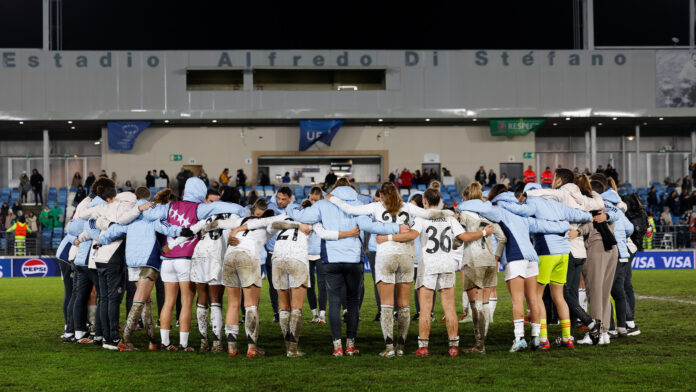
59, 196, 93, 263
265, 191, 301, 253
98, 199, 183, 269
75, 196, 107, 267
526, 182, 608, 258
286, 186, 400, 263
458, 194, 570, 266
602, 189, 634, 259
85, 192, 140, 264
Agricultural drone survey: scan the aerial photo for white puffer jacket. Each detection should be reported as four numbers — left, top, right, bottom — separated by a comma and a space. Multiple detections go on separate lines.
84, 192, 139, 264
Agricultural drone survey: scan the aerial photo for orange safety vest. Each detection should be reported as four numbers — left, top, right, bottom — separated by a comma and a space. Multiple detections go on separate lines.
541, 170, 554, 185
524, 170, 536, 183
15, 222, 27, 237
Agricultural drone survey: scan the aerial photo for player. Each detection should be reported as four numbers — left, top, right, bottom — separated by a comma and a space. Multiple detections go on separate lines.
326, 182, 452, 357
377, 188, 492, 357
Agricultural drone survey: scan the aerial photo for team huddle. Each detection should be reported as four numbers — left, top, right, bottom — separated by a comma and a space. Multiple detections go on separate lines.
55, 168, 641, 357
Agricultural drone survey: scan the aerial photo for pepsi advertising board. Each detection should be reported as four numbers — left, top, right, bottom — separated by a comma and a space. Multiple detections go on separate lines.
11, 258, 61, 278
632, 251, 696, 270
0, 259, 12, 278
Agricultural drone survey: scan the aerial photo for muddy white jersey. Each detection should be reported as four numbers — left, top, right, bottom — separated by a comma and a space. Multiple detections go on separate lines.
192, 213, 240, 262
412, 216, 465, 275
270, 218, 310, 265
223, 216, 278, 260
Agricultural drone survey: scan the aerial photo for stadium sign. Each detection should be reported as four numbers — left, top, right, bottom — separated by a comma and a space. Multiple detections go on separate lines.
0, 259, 12, 278
10, 258, 61, 277
632, 251, 695, 270
489, 119, 546, 137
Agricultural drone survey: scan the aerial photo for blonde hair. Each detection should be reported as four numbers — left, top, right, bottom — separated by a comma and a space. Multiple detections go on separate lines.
380, 182, 403, 216
463, 182, 483, 200
429, 180, 441, 190
607, 177, 618, 192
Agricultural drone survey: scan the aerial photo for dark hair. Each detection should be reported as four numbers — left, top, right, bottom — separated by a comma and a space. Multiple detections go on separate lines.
590, 180, 605, 194
410, 193, 423, 208
261, 209, 275, 218
91, 178, 115, 194
247, 190, 258, 206
301, 200, 312, 208
18, 215, 26, 223
423, 188, 440, 206
487, 184, 509, 204
380, 182, 402, 216
220, 186, 241, 204
331, 178, 353, 191
309, 186, 323, 196
277, 186, 292, 197
101, 186, 117, 201
135, 187, 151, 200
206, 189, 220, 199
513, 182, 526, 198
253, 198, 268, 211
574, 174, 593, 196
555, 168, 574, 186
374, 189, 381, 197
589, 173, 608, 189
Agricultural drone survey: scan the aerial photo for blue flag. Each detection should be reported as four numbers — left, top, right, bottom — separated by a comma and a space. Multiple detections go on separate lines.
299, 120, 344, 151
107, 121, 151, 151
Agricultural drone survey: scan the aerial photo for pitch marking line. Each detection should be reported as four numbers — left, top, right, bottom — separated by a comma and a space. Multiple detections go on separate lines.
635, 295, 696, 305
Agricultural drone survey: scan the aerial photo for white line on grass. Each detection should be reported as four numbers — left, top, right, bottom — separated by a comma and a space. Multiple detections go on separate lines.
635, 295, 696, 305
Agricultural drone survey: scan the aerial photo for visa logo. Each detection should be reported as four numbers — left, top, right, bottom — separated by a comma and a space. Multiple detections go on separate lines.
632, 257, 655, 269
662, 256, 693, 269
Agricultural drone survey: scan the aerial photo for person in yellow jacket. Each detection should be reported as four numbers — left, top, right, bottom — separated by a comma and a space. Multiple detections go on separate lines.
643, 215, 656, 249
6, 215, 31, 256
219, 168, 230, 185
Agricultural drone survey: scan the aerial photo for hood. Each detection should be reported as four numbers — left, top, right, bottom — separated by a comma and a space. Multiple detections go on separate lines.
457, 199, 501, 223
183, 177, 206, 203
330, 186, 358, 201
601, 189, 621, 205
115, 191, 137, 204
88, 196, 107, 207
136, 199, 149, 207
491, 192, 519, 204
408, 191, 423, 202
560, 182, 581, 196
524, 183, 542, 192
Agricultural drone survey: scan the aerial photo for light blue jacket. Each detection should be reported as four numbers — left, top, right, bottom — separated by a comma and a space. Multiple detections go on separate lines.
287, 186, 400, 263
57, 215, 86, 262
494, 183, 592, 256
265, 191, 301, 252
74, 196, 107, 266
602, 190, 634, 258
98, 199, 183, 269
459, 194, 570, 265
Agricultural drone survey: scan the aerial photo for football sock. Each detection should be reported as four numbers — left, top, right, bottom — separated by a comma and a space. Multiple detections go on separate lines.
88, 305, 97, 326
380, 305, 394, 346
561, 319, 571, 339
346, 338, 356, 349
540, 318, 548, 341
288, 309, 302, 353
531, 323, 541, 338
397, 307, 410, 348
179, 332, 189, 348
489, 298, 497, 322
448, 336, 460, 347
225, 324, 239, 342
319, 310, 326, 319
142, 301, 155, 342
311, 308, 318, 317
333, 339, 342, 351
588, 320, 596, 329
626, 320, 635, 328
482, 302, 490, 338
123, 301, 144, 343
513, 319, 525, 340
210, 303, 223, 341
161, 329, 170, 346
418, 337, 429, 348
279, 310, 291, 344
245, 306, 259, 350
196, 304, 208, 339
461, 292, 469, 315
579, 289, 587, 312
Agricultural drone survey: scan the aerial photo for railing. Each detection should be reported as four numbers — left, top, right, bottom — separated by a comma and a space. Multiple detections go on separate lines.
0, 235, 44, 257
652, 225, 694, 250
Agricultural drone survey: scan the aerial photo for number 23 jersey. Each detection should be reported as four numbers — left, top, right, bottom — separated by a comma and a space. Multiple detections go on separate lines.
412, 216, 465, 275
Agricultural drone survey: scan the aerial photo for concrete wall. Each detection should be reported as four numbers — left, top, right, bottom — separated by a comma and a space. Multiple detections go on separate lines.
101, 125, 535, 189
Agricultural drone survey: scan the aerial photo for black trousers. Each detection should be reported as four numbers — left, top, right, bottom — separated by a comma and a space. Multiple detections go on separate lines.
563, 255, 593, 334
58, 261, 75, 333
542, 286, 559, 324
33, 188, 43, 205
367, 251, 381, 311
96, 243, 126, 343
624, 256, 636, 322
73, 265, 101, 336
611, 259, 633, 329
265, 252, 279, 315
307, 257, 327, 311
325, 262, 363, 341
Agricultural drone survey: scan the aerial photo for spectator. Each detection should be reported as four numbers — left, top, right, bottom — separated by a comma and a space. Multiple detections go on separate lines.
152, 169, 158, 179
388, 171, 396, 184
0, 202, 9, 230
30, 168, 44, 205
71, 172, 82, 188
111, 171, 119, 187
680, 189, 691, 215
176, 167, 190, 196
26, 211, 38, 233
85, 171, 96, 190
573, 167, 580, 174
159, 170, 169, 186
74, 185, 87, 206
259, 171, 270, 186
523, 165, 536, 183
123, 180, 135, 192
99, 169, 108, 178
50, 202, 63, 228
236, 169, 247, 192
11, 201, 22, 215
648, 186, 659, 216
19, 171, 30, 203
293, 169, 303, 182
421, 170, 430, 187
146, 170, 155, 187
442, 167, 452, 177
595, 165, 604, 174
605, 164, 618, 182
499, 173, 510, 188
429, 168, 439, 182
541, 166, 554, 187
666, 191, 681, 217
414, 170, 422, 185
683, 175, 693, 193
324, 169, 337, 188
474, 166, 487, 186
39, 205, 53, 229
399, 168, 413, 189
282, 171, 291, 183
219, 168, 230, 185
659, 206, 673, 226
198, 169, 210, 187
488, 169, 497, 186
4, 209, 16, 231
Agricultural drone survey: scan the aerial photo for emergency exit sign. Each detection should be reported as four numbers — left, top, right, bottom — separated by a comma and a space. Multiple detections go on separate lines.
523, 152, 535, 159
170, 154, 183, 161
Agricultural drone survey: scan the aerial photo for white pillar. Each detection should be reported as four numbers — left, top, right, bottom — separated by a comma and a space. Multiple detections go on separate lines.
690, 0, 695, 48
635, 125, 641, 187
585, 129, 591, 170
43, 0, 49, 50
43, 129, 50, 201
691, 130, 696, 158
621, 135, 627, 182
584, 0, 595, 50
590, 125, 597, 171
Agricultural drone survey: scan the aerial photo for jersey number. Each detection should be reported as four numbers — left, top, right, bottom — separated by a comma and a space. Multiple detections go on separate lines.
277, 228, 299, 242
381, 210, 410, 224
425, 226, 452, 254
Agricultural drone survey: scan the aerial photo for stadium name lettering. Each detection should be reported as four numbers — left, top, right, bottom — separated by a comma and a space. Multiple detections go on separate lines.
0, 50, 628, 69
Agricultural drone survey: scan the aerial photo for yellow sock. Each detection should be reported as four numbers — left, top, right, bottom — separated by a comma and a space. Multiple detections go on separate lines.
540, 319, 548, 340
561, 319, 571, 339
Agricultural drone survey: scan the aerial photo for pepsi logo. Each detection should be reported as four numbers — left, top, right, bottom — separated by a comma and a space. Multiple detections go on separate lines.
22, 259, 48, 277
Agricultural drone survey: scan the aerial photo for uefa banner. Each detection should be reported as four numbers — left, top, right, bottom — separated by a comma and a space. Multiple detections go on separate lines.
631, 251, 695, 270
0, 258, 62, 278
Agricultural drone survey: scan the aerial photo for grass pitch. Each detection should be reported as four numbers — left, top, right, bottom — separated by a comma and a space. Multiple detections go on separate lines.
1, 270, 695, 391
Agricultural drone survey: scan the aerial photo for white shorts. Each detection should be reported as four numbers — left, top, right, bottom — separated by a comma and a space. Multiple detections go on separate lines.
416, 272, 456, 291
128, 267, 141, 282
504, 259, 539, 281
160, 258, 191, 283
190, 257, 222, 285
375, 253, 414, 285
272, 257, 309, 290
222, 250, 263, 288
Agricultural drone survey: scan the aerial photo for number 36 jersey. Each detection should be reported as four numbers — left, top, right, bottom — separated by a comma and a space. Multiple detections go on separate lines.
412, 216, 465, 275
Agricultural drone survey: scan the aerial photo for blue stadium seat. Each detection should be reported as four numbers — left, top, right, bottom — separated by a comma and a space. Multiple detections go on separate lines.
69, 187, 77, 192
358, 185, 369, 195
149, 187, 157, 196
417, 184, 426, 191
264, 186, 274, 196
